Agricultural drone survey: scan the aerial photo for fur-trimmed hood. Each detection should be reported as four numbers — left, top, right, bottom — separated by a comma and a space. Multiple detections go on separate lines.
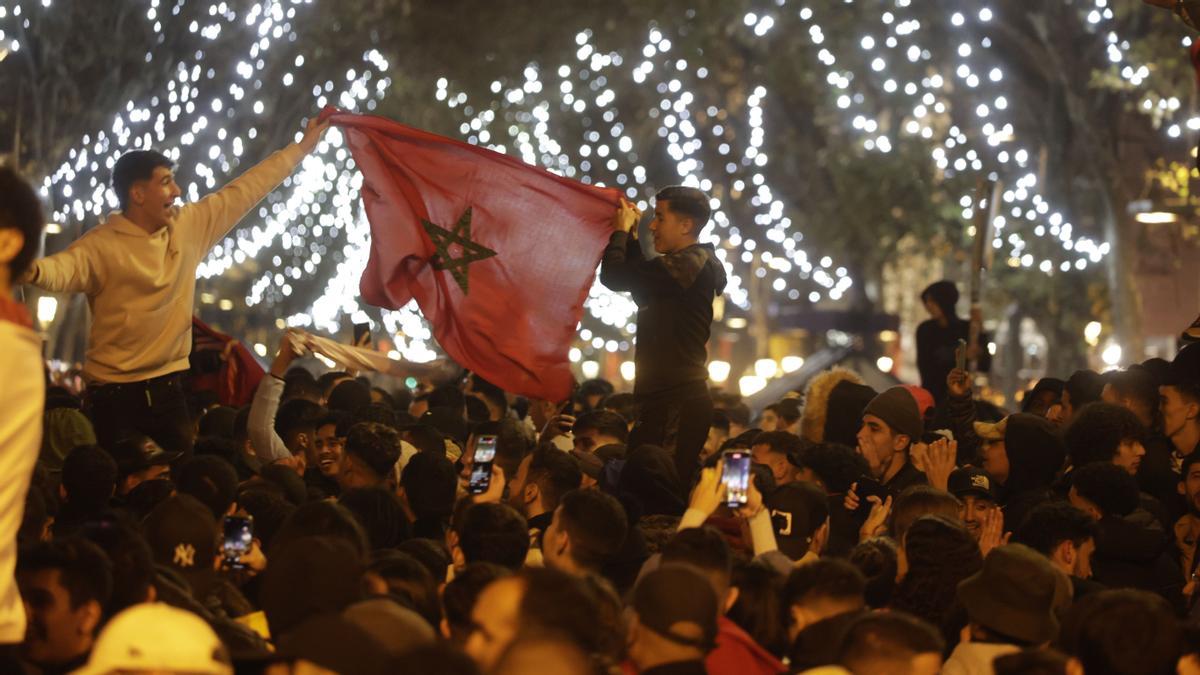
800, 368, 866, 443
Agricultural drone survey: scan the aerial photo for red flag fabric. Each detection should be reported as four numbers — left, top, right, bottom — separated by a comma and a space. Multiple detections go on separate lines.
327, 110, 621, 401
189, 317, 265, 407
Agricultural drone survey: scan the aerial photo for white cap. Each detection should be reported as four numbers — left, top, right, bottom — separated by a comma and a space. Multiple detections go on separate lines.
73, 603, 232, 675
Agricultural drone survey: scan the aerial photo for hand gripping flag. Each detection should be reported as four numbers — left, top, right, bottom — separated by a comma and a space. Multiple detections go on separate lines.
325, 110, 621, 401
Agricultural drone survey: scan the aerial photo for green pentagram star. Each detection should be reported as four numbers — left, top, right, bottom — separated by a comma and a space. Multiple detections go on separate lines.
420, 206, 497, 293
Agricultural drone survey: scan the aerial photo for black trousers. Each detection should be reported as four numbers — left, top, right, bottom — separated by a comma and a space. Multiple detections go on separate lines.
628, 390, 713, 491
86, 371, 194, 458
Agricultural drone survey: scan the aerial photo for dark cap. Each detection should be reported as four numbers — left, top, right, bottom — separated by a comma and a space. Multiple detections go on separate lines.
631, 564, 719, 651
1165, 343, 1200, 392
765, 482, 830, 560
109, 434, 181, 478
947, 466, 996, 501
142, 494, 217, 573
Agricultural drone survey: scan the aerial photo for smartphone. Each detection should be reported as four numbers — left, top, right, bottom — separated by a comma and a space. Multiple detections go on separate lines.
222, 515, 254, 570
721, 450, 752, 508
855, 476, 889, 515
469, 434, 498, 495
955, 338, 967, 371
353, 322, 371, 347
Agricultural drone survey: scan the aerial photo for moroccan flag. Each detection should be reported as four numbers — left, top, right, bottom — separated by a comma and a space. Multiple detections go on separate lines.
326, 110, 621, 401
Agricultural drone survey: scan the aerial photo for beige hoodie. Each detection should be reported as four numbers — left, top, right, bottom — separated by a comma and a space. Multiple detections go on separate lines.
29, 145, 304, 384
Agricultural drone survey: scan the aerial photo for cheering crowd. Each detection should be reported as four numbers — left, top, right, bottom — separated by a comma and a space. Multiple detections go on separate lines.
3, 112, 1200, 675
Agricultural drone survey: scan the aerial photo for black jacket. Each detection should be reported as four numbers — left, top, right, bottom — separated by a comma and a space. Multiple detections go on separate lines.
599, 232, 726, 401
916, 317, 992, 402
1092, 509, 1185, 614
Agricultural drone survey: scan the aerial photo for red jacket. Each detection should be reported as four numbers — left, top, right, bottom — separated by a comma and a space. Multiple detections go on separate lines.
706, 617, 784, 675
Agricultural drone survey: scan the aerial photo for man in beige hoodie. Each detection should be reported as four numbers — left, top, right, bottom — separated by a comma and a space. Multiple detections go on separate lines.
24, 116, 329, 457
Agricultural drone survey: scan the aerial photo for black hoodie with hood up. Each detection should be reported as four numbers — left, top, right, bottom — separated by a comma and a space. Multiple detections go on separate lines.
916, 281, 991, 402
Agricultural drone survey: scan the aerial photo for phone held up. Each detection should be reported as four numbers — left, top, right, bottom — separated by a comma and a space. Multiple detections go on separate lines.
721, 449, 752, 508
469, 434, 499, 495
854, 476, 889, 516
222, 515, 254, 570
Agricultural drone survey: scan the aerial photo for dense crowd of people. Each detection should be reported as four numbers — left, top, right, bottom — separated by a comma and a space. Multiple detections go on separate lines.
4, 111, 1200, 675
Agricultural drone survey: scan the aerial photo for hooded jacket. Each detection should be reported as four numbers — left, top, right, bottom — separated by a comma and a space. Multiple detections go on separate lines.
997, 414, 1066, 529
600, 234, 727, 401
799, 369, 877, 448
916, 281, 991, 402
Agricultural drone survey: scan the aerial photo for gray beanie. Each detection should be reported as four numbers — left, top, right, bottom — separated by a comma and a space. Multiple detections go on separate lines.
862, 386, 923, 442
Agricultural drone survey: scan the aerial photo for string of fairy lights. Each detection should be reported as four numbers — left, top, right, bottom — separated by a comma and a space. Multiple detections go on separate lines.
8, 0, 1193, 375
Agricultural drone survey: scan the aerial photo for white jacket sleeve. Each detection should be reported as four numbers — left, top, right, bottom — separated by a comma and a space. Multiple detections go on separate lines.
247, 375, 292, 464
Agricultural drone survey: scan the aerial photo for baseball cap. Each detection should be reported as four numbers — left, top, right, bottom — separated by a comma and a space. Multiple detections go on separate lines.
631, 564, 719, 651
109, 434, 182, 478
765, 482, 830, 560
142, 494, 218, 573
947, 467, 996, 501
74, 603, 232, 675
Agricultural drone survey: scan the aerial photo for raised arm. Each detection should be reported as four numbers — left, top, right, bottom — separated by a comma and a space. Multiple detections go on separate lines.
247, 332, 304, 464
187, 117, 330, 252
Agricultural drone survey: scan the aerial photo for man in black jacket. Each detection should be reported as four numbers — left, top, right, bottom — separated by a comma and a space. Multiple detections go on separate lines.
599, 187, 726, 485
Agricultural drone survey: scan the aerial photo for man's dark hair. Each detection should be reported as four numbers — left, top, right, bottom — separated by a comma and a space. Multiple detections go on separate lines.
1067, 590, 1182, 675
850, 537, 899, 609
776, 399, 802, 426
751, 431, 805, 459
282, 376, 323, 404
600, 393, 636, 426
344, 422, 402, 479
709, 409, 731, 437
470, 375, 508, 417
401, 450, 458, 522
1106, 368, 1159, 418
0, 167, 45, 281
572, 410, 630, 444
428, 384, 466, 415
1065, 402, 1146, 468
661, 526, 732, 584
270, 500, 370, 560
457, 502, 529, 571
526, 448, 583, 512
366, 550, 441, 628
1071, 462, 1140, 517
317, 409, 347, 435
1065, 370, 1106, 410
350, 403, 399, 431
175, 455, 239, 518
275, 398, 325, 441
61, 444, 117, 510
395, 538, 451, 582
722, 399, 752, 428
339, 487, 411, 551
442, 562, 510, 643
328, 380, 372, 415
1013, 501, 1100, 557
18, 537, 113, 611
556, 489, 628, 570
517, 567, 625, 666
836, 611, 945, 673
79, 520, 156, 617
316, 370, 351, 396
111, 150, 173, 211
655, 185, 712, 229
783, 558, 866, 609
236, 489, 295, 550
800, 443, 870, 494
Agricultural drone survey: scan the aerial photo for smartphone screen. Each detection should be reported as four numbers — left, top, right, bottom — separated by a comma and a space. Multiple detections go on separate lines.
855, 477, 888, 515
353, 322, 371, 347
955, 338, 967, 371
469, 435, 498, 495
222, 515, 254, 570
722, 450, 752, 508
